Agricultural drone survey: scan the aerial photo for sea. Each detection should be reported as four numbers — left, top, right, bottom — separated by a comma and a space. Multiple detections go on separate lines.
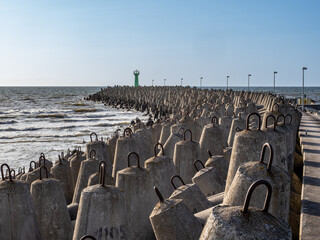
0, 86, 319, 172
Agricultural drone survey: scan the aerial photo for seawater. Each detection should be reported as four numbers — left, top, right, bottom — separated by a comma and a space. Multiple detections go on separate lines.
0, 87, 147, 170
0, 86, 319, 171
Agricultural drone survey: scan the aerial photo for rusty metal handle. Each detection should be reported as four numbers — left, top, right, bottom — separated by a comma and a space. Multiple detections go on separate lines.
39, 156, 46, 167
170, 175, 185, 190
242, 179, 272, 213
18, 167, 22, 174
11, 169, 15, 179
90, 132, 98, 142
58, 155, 62, 164
175, 117, 179, 124
276, 114, 285, 126
211, 116, 218, 125
193, 160, 205, 172
154, 186, 164, 202
154, 143, 165, 157
272, 103, 280, 112
123, 127, 133, 137
259, 143, 273, 172
29, 161, 36, 172
1, 164, 13, 181
246, 112, 261, 130
285, 114, 292, 125
265, 114, 276, 131
40, 153, 46, 159
80, 235, 97, 240
235, 127, 242, 132
39, 166, 48, 180
127, 152, 140, 168
89, 149, 96, 159
99, 161, 106, 186
177, 127, 185, 135
77, 146, 81, 152
207, 149, 213, 158
183, 129, 192, 141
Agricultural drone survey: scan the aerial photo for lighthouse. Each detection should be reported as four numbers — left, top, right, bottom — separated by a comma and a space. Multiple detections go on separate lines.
133, 70, 140, 87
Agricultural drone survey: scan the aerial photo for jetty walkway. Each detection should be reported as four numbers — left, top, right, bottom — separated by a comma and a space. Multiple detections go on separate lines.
299, 112, 320, 240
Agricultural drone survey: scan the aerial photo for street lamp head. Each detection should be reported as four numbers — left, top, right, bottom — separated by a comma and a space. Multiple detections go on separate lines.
303, 67, 308, 70
274, 71, 277, 74
227, 76, 230, 78
248, 74, 251, 77
200, 77, 203, 79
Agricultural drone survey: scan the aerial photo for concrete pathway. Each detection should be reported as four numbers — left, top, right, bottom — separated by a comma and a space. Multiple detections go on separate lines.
298, 112, 320, 240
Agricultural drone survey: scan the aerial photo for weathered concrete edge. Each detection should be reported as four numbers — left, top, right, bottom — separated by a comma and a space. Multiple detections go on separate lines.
298, 111, 320, 240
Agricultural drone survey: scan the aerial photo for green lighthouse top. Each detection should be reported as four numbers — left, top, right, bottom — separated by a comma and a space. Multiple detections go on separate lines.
133, 70, 140, 87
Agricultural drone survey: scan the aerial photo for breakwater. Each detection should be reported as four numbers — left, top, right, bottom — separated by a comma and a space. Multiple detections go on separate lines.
1, 86, 304, 240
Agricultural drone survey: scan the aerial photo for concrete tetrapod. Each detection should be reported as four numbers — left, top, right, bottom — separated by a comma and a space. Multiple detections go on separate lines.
199, 117, 226, 162
106, 129, 120, 165
73, 163, 127, 240
169, 175, 212, 214
112, 128, 140, 178
225, 112, 270, 194
227, 114, 246, 147
219, 115, 232, 144
200, 180, 292, 240
223, 143, 290, 222
276, 114, 296, 177
192, 160, 225, 197
50, 155, 74, 204
162, 126, 184, 159
261, 114, 288, 172
116, 152, 156, 240
134, 126, 154, 164
173, 129, 202, 184
144, 143, 177, 198
87, 161, 114, 186
0, 164, 41, 240
20, 160, 36, 181
31, 166, 72, 240
159, 120, 174, 144
86, 132, 112, 175
70, 147, 86, 190
26, 156, 53, 186
150, 187, 203, 240
72, 150, 99, 204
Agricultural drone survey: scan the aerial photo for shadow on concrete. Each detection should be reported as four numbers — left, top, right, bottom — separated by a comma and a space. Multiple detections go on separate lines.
301, 199, 320, 216
303, 176, 320, 187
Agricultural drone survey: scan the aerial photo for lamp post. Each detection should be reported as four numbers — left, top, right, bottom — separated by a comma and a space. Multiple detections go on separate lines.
181, 78, 183, 86
248, 74, 251, 91
273, 71, 277, 94
164, 79, 166, 86
302, 67, 308, 111
227, 76, 230, 90
152, 79, 154, 86
200, 77, 203, 89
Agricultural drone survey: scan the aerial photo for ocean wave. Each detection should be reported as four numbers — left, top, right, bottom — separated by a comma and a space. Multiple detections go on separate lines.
73, 108, 101, 113
0, 127, 42, 132
0, 120, 17, 124
35, 114, 67, 118
71, 102, 88, 106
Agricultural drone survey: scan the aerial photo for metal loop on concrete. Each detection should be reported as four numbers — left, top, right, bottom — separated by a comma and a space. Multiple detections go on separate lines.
242, 179, 272, 213
99, 161, 106, 186
1, 163, 13, 181
39, 166, 48, 180
80, 235, 97, 240
123, 127, 133, 137
29, 161, 36, 172
22, 167, 25, 174
154, 143, 165, 157
127, 152, 140, 168
276, 114, 285, 126
272, 103, 280, 112
207, 149, 213, 158
265, 114, 276, 131
211, 116, 218, 125
77, 146, 81, 152
193, 160, 205, 172
18, 167, 22, 174
89, 149, 96, 159
206, 111, 211, 118
175, 117, 180, 124
58, 155, 62, 164
183, 129, 193, 141
39, 156, 46, 167
284, 114, 292, 125
40, 152, 46, 159
154, 186, 164, 202
177, 127, 185, 135
246, 112, 261, 130
90, 132, 98, 142
259, 143, 273, 171
170, 175, 185, 190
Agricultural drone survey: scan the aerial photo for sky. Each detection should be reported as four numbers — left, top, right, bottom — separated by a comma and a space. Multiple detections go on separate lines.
0, 0, 319, 87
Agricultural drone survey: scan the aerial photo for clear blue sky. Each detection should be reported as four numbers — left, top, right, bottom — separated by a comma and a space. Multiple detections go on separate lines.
0, 0, 319, 87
